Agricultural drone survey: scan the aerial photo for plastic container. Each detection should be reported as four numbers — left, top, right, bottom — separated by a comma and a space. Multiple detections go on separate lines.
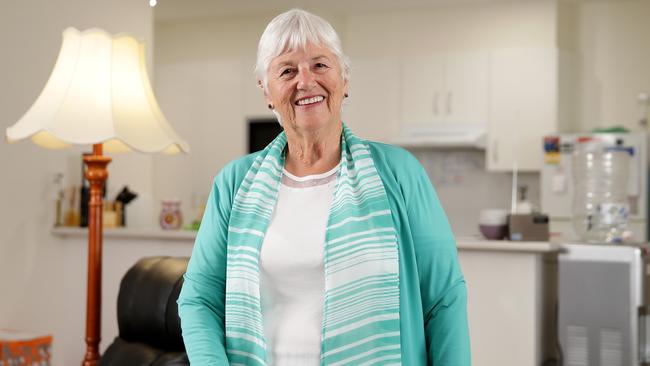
571, 138, 630, 243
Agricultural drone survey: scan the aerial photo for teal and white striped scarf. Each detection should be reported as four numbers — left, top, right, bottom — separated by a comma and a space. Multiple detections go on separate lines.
225, 124, 401, 365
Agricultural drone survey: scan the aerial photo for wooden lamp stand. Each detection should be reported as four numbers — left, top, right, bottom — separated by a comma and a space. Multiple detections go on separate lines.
81, 144, 111, 366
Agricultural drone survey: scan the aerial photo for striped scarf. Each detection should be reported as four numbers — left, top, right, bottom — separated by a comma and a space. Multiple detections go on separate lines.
225, 124, 401, 365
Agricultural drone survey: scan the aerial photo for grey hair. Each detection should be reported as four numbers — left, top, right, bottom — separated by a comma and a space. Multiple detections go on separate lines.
255, 8, 350, 88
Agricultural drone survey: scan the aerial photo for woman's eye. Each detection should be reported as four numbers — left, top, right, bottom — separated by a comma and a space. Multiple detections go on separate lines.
315, 63, 328, 69
280, 68, 294, 76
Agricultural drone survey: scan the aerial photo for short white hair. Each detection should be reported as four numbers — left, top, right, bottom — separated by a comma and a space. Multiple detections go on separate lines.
255, 8, 350, 88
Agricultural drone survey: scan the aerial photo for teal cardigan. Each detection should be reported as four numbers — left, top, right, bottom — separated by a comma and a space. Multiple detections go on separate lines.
178, 140, 471, 365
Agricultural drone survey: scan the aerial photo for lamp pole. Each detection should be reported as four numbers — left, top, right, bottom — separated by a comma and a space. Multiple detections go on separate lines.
82, 143, 111, 366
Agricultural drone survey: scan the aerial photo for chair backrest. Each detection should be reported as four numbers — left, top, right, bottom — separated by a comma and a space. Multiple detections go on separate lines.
117, 256, 189, 351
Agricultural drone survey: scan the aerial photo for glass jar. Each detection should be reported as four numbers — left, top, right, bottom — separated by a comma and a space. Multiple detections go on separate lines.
571, 138, 630, 243
160, 199, 183, 230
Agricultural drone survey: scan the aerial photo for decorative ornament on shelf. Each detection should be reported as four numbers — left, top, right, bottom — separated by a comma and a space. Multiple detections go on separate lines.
5, 27, 189, 366
159, 199, 183, 230
115, 186, 138, 226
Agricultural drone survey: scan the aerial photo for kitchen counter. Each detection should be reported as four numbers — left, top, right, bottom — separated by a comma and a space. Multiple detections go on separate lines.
456, 236, 562, 253
457, 236, 558, 366
53, 227, 556, 366
52, 227, 562, 254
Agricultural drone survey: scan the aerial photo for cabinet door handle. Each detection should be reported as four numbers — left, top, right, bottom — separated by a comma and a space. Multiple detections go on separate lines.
492, 138, 498, 163
433, 92, 439, 116
446, 91, 452, 115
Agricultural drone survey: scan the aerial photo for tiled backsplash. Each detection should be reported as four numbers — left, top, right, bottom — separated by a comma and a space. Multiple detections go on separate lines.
408, 148, 540, 237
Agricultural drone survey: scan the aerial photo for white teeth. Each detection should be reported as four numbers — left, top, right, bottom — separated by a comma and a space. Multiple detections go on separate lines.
297, 96, 324, 105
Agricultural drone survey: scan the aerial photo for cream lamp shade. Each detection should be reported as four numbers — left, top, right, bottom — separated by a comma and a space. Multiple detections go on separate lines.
6, 27, 189, 154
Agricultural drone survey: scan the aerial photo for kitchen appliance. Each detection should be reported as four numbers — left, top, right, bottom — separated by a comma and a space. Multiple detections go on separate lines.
558, 243, 650, 366
507, 213, 550, 241
541, 132, 648, 243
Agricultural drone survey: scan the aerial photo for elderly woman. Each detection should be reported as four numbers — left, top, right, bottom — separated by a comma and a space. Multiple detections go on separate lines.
178, 8, 470, 366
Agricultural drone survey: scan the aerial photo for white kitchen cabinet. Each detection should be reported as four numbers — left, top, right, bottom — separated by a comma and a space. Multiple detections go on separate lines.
399, 54, 445, 124
399, 52, 489, 127
487, 48, 559, 172
457, 239, 559, 366
444, 53, 490, 126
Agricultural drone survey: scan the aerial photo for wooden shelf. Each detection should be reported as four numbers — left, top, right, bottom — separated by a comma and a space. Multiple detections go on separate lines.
51, 226, 196, 241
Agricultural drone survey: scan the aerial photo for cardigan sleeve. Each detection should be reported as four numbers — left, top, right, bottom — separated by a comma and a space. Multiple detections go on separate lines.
177, 169, 233, 365
403, 157, 471, 366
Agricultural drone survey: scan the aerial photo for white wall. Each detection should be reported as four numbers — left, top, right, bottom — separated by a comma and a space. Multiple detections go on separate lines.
0, 1, 159, 364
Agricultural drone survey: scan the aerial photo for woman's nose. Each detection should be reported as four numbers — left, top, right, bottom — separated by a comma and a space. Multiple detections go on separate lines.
296, 67, 316, 90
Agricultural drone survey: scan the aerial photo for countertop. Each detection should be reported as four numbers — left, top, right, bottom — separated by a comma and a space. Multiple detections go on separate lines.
52, 227, 562, 253
456, 236, 562, 253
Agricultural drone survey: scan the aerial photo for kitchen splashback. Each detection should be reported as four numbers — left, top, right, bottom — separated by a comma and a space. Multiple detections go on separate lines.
408, 148, 540, 237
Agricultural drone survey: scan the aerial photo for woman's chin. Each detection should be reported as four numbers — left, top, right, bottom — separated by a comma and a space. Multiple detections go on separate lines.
290, 117, 337, 131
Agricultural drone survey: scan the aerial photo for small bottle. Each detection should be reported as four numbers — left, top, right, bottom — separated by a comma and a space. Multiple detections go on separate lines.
160, 199, 183, 230
572, 138, 630, 243
65, 185, 81, 227
103, 201, 118, 228
80, 153, 91, 227
53, 173, 64, 227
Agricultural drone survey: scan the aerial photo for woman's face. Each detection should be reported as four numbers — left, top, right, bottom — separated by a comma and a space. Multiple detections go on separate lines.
264, 43, 348, 132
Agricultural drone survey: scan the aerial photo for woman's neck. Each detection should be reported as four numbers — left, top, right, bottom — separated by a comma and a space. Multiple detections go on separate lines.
283, 123, 342, 177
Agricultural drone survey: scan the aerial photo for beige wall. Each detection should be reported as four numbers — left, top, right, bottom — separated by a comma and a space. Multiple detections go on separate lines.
150, 0, 650, 235
345, 1, 555, 56
150, 0, 650, 232
151, 2, 556, 225
576, 0, 650, 131
342, 1, 556, 142
151, 10, 346, 219
0, 1, 154, 364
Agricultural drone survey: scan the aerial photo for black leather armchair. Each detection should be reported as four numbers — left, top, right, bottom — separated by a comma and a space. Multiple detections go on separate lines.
100, 256, 190, 366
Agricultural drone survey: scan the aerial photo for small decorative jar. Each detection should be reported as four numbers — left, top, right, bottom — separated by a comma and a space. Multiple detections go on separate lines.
160, 199, 183, 230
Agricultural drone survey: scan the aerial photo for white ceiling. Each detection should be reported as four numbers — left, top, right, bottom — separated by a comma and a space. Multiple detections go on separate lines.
153, 0, 517, 22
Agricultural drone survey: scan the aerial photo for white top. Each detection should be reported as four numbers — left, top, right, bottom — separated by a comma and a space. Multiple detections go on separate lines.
259, 165, 339, 365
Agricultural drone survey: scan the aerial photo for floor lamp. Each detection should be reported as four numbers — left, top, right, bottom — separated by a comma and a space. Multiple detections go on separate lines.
5, 28, 189, 366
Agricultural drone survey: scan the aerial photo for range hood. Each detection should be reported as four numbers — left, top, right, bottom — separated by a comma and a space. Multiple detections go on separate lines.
392, 123, 487, 149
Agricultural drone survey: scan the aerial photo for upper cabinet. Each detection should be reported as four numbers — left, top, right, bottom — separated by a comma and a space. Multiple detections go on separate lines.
399, 54, 445, 124
487, 47, 560, 172
444, 53, 490, 126
347, 48, 569, 172
399, 52, 489, 127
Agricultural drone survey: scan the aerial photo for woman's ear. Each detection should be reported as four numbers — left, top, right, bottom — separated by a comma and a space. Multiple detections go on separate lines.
258, 79, 271, 103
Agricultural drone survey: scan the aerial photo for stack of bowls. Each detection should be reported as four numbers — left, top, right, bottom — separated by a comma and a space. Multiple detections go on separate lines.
479, 209, 509, 240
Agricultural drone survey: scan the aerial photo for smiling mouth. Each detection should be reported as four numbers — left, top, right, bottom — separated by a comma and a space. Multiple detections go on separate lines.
295, 95, 325, 106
